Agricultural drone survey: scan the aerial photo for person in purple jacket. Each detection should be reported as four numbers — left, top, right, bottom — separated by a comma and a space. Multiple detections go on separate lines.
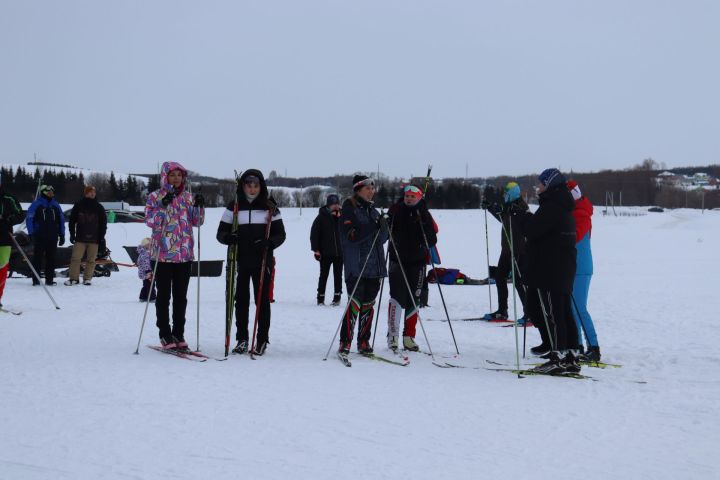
145, 162, 204, 350
136, 237, 156, 302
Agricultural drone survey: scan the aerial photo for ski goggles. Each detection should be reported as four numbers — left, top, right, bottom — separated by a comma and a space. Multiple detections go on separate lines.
40, 185, 54, 193
353, 178, 375, 190
243, 175, 261, 186
403, 185, 423, 198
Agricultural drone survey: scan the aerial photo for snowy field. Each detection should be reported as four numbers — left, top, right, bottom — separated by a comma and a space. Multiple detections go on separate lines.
1, 206, 718, 480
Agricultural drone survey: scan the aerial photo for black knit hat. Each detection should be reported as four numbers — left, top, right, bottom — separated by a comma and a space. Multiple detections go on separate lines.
326, 193, 340, 206
352, 175, 374, 191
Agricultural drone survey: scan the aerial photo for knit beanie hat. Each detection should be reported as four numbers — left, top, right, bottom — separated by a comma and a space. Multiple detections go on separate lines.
567, 180, 582, 201
326, 193, 340, 206
352, 175, 374, 191
538, 168, 566, 188
503, 182, 521, 204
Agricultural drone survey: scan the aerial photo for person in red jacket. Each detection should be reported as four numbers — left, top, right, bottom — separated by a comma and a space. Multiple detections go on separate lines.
567, 180, 600, 361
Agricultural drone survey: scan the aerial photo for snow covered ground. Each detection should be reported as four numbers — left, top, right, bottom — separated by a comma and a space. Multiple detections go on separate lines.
1, 206, 718, 480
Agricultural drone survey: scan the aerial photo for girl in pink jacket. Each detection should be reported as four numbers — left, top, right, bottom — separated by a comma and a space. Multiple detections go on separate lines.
145, 161, 204, 350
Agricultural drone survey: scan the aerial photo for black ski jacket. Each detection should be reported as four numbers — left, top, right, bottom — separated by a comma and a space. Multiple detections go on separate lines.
387, 199, 437, 266
69, 197, 107, 244
339, 195, 388, 280
310, 207, 343, 258
216, 169, 286, 268
0, 189, 25, 247
517, 185, 576, 293
490, 198, 528, 257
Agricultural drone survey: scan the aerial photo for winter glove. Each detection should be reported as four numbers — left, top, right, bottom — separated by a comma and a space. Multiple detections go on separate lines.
377, 213, 390, 232
194, 193, 205, 208
253, 238, 273, 251
314, 251, 321, 261
58, 235, 65, 246
161, 191, 175, 208
224, 231, 242, 244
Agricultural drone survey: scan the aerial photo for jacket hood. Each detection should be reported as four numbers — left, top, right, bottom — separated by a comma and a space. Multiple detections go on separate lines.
238, 169, 269, 201
539, 184, 575, 212
160, 161, 188, 194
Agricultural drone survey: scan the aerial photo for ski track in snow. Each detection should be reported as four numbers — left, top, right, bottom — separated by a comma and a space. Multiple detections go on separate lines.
1, 207, 718, 480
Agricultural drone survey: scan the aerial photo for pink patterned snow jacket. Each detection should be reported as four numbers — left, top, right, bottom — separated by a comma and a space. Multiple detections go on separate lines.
145, 161, 204, 263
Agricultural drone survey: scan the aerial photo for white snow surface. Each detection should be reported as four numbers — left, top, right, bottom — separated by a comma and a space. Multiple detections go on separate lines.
1, 207, 718, 480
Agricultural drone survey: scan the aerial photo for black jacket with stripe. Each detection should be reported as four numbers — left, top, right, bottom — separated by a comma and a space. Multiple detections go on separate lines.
216, 195, 286, 268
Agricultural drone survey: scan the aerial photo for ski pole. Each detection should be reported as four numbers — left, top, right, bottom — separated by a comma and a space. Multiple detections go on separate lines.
225, 172, 241, 357
418, 220, 459, 355
509, 217, 522, 376
370, 246, 390, 350
483, 208, 492, 312
195, 205, 202, 352
133, 216, 169, 355
323, 227, 382, 361
249, 206, 276, 359
536, 288, 556, 352
387, 227, 436, 360
7, 232, 60, 309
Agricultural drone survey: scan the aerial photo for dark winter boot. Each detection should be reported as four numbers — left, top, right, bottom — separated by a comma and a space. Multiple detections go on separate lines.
561, 351, 581, 373
252, 340, 268, 356
338, 341, 351, 355
331, 293, 341, 306
530, 343, 551, 356
317, 294, 325, 306
583, 346, 601, 362
232, 340, 248, 354
357, 340, 373, 355
173, 335, 189, 351
532, 351, 564, 374
483, 310, 508, 321
160, 335, 177, 350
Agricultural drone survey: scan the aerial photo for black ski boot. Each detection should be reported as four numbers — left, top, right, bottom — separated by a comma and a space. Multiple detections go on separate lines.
232, 340, 248, 354
358, 340, 373, 355
532, 351, 565, 374
561, 351, 581, 373
483, 310, 508, 320
317, 294, 325, 306
331, 293, 341, 306
530, 343, 551, 356
582, 346, 601, 362
252, 340, 268, 356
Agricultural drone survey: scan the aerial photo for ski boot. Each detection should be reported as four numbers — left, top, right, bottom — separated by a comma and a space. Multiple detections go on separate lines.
403, 336, 420, 352
64, 279, 79, 286
252, 341, 268, 356
531, 351, 565, 374
483, 310, 508, 321
357, 340, 373, 355
560, 350, 581, 373
387, 335, 399, 351
530, 343, 551, 356
160, 335, 177, 350
232, 340, 249, 354
331, 293, 341, 306
338, 341, 351, 355
317, 294, 325, 306
173, 335, 189, 352
581, 346, 601, 362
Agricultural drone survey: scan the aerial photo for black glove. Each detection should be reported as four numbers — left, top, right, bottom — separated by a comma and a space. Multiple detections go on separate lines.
508, 202, 525, 215
58, 235, 65, 246
481, 198, 490, 210
69, 233, 76, 244
253, 238, 272, 251
313, 251, 321, 261
194, 193, 205, 208
99, 239, 107, 255
224, 231, 241, 244
489, 202, 503, 216
377, 213, 390, 232
161, 191, 175, 208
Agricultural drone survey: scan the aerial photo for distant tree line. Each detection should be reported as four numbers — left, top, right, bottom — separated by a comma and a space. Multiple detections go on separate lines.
3, 161, 718, 210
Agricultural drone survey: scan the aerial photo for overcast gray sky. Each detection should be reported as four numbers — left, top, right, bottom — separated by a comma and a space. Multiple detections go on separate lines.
1, 0, 718, 179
